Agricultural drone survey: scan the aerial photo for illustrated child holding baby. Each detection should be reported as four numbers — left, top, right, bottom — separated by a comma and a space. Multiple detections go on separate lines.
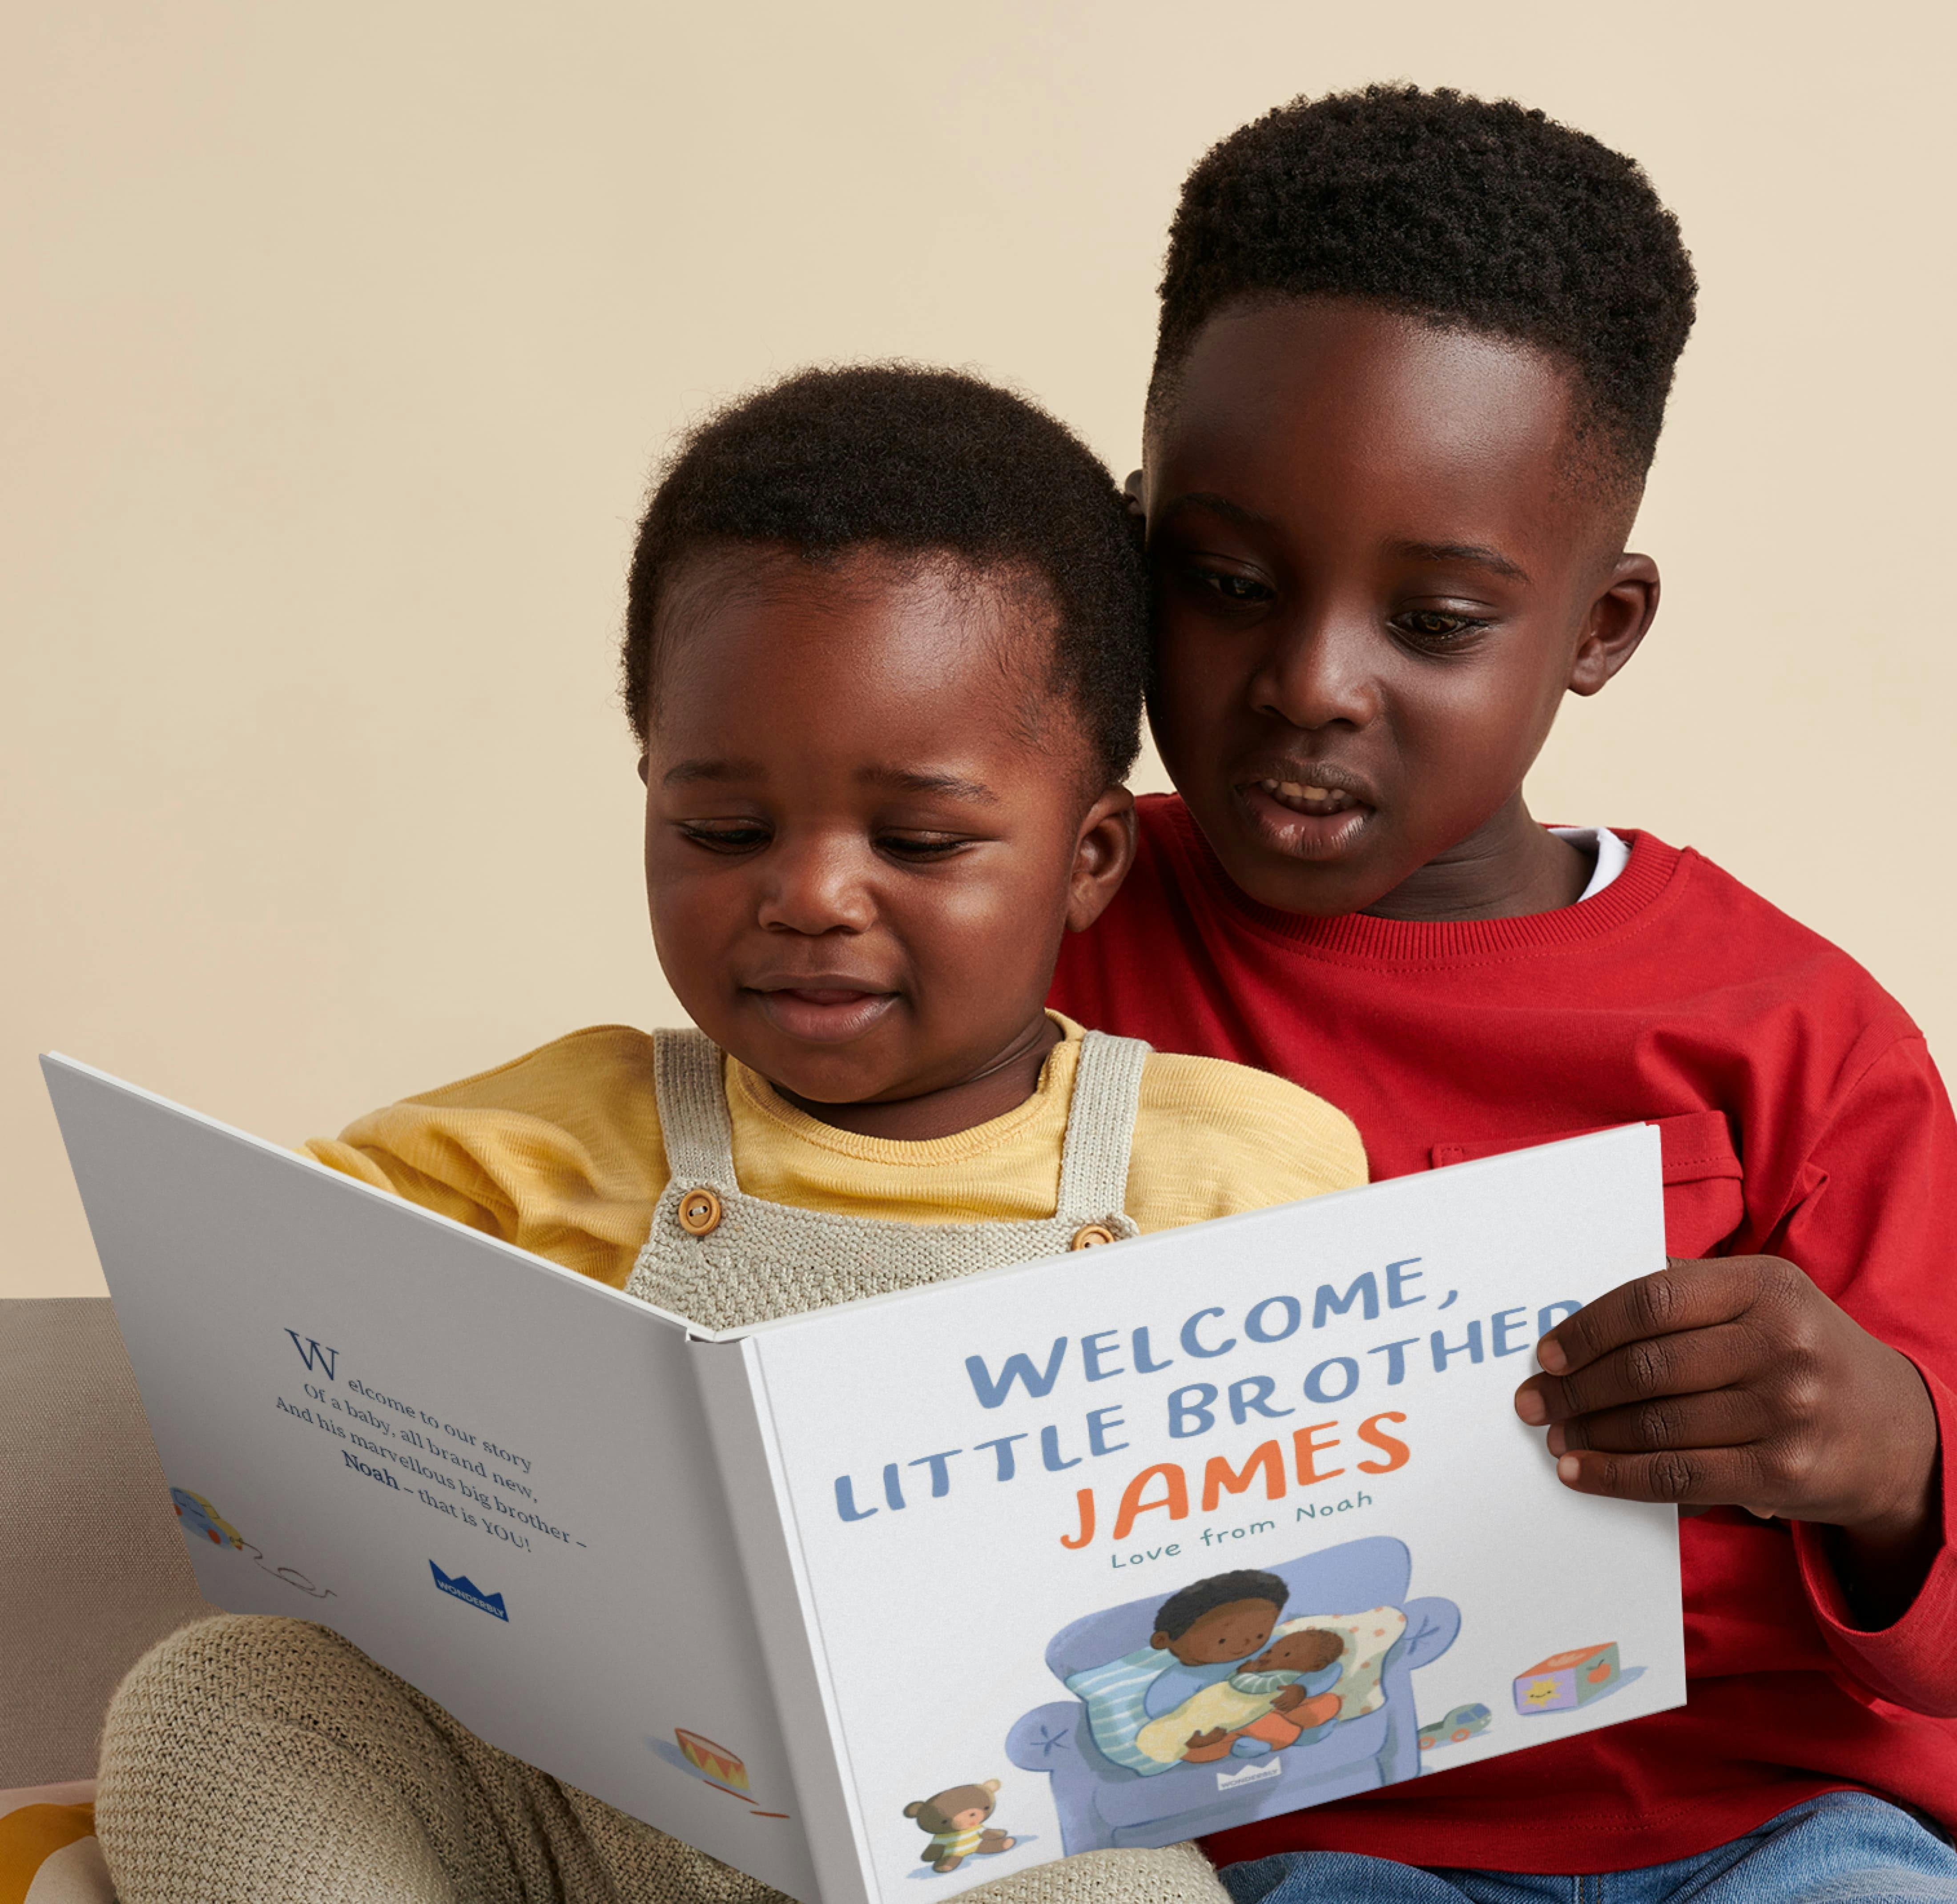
91, 367, 1366, 1904
1142, 1571, 1344, 1763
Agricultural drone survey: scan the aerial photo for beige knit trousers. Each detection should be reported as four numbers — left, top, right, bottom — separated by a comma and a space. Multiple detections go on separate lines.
95, 1614, 1231, 1903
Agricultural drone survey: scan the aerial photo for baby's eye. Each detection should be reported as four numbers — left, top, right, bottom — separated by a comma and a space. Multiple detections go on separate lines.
878, 833, 967, 861
679, 822, 771, 854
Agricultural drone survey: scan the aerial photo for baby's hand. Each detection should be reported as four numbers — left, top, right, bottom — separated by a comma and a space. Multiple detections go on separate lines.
1268, 1683, 1308, 1713
1513, 1255, 1939, 1621
1183, 1727, 1232, 1761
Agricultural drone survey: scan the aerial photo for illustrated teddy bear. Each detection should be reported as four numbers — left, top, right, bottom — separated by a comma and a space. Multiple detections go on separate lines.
903, 1779, 1017, 1872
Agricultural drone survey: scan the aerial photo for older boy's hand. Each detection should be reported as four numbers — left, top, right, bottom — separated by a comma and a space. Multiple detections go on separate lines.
1513, 1256, 1942, 1623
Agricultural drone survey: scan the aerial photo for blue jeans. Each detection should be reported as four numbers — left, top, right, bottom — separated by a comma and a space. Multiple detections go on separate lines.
1219, 1794, 1957, 1904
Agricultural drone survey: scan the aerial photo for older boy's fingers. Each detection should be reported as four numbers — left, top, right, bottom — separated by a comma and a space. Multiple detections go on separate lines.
1552, 1443, 1772, 1509
1534, 1259, 1759, 1377
1517, 1319, 1765, 1426
1548, 1386, 1772, 1457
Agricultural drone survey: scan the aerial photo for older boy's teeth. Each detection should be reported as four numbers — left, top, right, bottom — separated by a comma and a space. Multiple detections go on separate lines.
1258, 777, 1353, 813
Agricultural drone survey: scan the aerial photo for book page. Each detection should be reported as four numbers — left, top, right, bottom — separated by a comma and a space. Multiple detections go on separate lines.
740, 1126, 1682, 1902
43, 1056, 819, 1901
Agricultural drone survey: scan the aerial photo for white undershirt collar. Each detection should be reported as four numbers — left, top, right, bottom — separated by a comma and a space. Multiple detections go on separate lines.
1548, 826, 1631, 904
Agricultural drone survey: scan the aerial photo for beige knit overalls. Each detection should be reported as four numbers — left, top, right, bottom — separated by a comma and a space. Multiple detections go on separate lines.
96, 1030, 1232, 1904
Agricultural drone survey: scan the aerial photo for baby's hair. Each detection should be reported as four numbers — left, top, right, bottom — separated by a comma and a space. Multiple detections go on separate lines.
622, 364, 1147, 786
1153, 1569, 1289, 1640
1150, 85, 1698, 489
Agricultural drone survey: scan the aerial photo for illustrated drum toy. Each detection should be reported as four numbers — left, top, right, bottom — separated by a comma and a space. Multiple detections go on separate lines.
675, 1730, 750, 1791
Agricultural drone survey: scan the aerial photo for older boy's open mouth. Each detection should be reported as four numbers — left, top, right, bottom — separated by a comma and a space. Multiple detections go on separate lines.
1255, 778, 1361, 817
1237, 770, 1376, 857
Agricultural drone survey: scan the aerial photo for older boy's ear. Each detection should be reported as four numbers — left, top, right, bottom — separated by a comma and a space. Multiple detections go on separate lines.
636, 754, 651, 787
1568, 553, 1660, 698
1066, 787, 1138, 934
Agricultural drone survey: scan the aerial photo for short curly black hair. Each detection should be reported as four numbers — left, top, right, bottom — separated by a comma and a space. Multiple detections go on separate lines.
1153, 1569, 1290, 1641
1151, 85, 1697, 485
623, 364, 1147, 786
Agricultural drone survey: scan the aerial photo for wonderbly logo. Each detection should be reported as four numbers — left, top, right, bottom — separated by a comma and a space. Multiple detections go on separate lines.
1214, 1758, 1282, 1792
430, 1561, 508, 1621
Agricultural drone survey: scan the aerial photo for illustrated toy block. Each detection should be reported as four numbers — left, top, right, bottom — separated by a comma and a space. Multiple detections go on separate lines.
1512, 1642, 1619, 1714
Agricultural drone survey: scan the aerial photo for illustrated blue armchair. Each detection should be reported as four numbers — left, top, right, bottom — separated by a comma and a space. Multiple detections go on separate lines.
1006, 1536, 1459, 1854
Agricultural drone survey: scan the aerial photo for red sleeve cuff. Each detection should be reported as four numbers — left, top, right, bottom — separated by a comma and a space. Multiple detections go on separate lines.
1793, 1357, 1957, 1716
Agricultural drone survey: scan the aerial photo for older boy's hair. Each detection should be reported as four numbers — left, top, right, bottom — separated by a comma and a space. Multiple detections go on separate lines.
1151, 85, 1698, 488
1153, 1569, 1289, 1640
623, 365, 1147, 784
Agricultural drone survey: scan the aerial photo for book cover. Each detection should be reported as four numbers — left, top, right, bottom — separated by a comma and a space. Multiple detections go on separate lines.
44, 1057, 1684, 1904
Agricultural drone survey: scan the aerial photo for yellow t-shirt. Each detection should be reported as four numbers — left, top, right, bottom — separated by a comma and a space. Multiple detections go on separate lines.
305, 1014, 1367, 1291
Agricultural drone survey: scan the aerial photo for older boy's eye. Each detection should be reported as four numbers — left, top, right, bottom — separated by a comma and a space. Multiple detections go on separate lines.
679, 822, 771, 853
1395, 609, 1486, 643
1195, 568, 1274, 604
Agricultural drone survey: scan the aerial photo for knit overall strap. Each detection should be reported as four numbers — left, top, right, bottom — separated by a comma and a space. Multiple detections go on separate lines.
651, 1027, 741, 1194
1054, 1029, 1150, 1218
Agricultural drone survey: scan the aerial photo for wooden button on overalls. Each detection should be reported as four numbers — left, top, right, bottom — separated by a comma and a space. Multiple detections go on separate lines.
1070, 1224, 1116, 1250
678, 1189, 723, 1237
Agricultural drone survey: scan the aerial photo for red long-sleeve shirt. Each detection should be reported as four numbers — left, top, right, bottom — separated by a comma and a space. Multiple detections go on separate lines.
1050, 795, 1957, 1872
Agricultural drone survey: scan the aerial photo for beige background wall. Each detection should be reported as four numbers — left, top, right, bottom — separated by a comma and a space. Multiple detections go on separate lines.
5, 2, 1952, 1298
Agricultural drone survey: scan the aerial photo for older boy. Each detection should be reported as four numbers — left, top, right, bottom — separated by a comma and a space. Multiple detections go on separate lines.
1052, 86, 1957, 1898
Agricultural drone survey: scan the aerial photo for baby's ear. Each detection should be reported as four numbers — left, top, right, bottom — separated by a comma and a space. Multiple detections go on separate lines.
983, 1779, 1000, 1794
1065, 787, 1137, 937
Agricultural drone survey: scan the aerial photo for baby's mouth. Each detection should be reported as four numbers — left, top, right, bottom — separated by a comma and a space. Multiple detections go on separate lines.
1254, 778, 1361, 817
746, 983, 898, 1045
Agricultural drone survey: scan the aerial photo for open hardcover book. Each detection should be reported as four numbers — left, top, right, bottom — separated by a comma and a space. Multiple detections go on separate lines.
44, 1054, 1686, 1904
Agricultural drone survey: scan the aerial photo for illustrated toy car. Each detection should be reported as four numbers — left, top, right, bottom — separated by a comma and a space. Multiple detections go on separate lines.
1417, 1702, 1491, 1750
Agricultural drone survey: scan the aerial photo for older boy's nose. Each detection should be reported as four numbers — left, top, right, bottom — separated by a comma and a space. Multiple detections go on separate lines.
754, 840, 876, 935
1252, 618, 1383, 732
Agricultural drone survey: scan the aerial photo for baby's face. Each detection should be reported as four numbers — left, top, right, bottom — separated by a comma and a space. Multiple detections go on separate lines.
641, 549, 1132, 1114
1154, 1597, 1280, 1666
1248, 1629, 1344, 1676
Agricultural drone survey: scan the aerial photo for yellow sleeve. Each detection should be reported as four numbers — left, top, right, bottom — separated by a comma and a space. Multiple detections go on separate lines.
302, 1026, 670, 1291
1124, 1052, 1369, 1233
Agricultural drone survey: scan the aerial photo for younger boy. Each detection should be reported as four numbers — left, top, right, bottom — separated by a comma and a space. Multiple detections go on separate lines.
93, 365, 1365, 1904
1052, 86, 1957, 1897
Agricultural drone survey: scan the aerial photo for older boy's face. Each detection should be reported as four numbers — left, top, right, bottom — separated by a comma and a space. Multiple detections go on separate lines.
641, 553, 1127, 1109
1143, 299, 1655, 919
1150, 1598, 1280, 1665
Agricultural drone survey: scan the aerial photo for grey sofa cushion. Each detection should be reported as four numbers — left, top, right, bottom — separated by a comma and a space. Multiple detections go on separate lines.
0, 1298, 215, 1786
